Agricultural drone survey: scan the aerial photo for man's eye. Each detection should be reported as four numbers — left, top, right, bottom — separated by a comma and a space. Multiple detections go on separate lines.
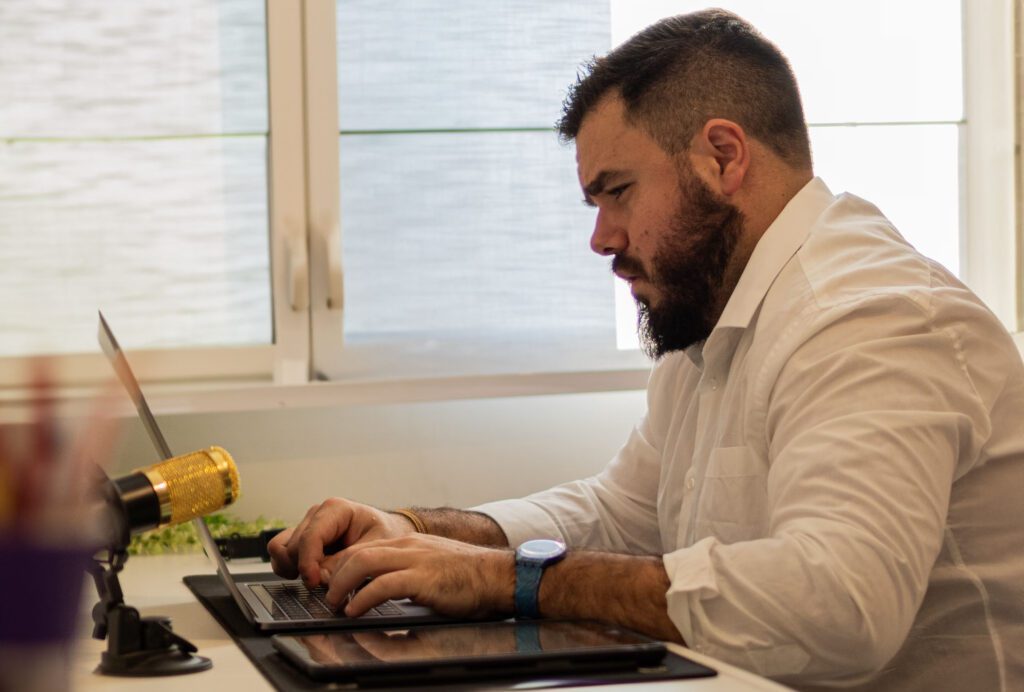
609, 184, 631, 199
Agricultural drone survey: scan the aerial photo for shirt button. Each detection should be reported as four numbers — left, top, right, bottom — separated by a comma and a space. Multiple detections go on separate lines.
686, 477, 696, 490
710, 379, 718, 391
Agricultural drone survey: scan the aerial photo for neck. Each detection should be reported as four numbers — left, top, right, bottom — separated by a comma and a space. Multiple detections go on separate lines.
718, 163, 812, 311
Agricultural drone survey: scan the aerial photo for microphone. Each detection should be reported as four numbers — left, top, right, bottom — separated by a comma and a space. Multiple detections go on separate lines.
86, 447, 239, 674
100, 446, 240, 544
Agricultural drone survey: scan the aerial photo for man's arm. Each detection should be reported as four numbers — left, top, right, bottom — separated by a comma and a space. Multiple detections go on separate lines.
398, 506, 509, 546
323, 532, 683, 644
539, 551, 683, 643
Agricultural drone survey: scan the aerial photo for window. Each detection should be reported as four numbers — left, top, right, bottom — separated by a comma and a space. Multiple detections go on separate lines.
0, 1, 273, 363
318, 0, 646, 380
0, 1, 1016, 396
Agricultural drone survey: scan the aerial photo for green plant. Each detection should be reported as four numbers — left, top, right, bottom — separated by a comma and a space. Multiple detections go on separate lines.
127, 513, 287, 556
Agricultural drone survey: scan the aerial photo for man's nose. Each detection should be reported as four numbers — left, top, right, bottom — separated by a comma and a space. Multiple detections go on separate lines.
590, 209, 627, 256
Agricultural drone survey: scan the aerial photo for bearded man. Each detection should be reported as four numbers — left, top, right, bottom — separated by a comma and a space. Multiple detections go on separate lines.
270, 10, 1024, 691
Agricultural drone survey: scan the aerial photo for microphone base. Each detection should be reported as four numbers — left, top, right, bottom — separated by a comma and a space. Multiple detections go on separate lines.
98, 648, 212, 677
96, 608, 212, 677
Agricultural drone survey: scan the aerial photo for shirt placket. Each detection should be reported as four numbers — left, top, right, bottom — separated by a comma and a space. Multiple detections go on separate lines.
678, 339, 728, 548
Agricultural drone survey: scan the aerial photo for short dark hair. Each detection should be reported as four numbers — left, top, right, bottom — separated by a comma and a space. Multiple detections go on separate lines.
558, 9, 812, 169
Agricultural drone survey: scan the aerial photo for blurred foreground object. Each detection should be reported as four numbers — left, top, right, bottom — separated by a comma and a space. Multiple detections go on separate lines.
0, 360, 119, 691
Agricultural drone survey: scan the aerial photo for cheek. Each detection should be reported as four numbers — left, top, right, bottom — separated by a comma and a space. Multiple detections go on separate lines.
632, 208, 674, 259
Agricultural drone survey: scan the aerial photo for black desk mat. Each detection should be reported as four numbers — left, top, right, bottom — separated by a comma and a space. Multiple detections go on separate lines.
184, 572, 716, 691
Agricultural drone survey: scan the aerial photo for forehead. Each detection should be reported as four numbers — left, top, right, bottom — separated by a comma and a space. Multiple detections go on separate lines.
574, 95, 675, 187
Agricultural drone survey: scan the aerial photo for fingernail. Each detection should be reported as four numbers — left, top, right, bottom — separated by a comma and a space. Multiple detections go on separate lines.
321, 568, 331, 583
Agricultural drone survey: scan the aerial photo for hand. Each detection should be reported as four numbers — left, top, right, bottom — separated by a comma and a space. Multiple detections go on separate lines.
323, 533, 515, 619
267, 498, 416, 587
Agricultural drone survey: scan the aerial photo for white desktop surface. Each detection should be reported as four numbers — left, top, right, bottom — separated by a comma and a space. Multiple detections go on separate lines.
71, 553, 791, 691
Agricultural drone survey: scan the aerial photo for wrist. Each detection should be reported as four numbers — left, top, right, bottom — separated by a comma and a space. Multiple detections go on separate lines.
490, 549, 516, 614
389, 508, 425, 535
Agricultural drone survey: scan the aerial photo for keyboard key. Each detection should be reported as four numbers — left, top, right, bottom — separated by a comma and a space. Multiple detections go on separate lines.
262, 581, 406, 620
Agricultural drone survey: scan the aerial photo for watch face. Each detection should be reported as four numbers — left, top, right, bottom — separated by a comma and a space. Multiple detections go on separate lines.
517, 539, 566, 560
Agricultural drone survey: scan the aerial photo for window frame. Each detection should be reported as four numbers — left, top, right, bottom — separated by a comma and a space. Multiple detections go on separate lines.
961, 0, 1018, 329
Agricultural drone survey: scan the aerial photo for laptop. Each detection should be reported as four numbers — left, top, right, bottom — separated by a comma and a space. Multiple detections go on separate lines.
98, 311, 447, 631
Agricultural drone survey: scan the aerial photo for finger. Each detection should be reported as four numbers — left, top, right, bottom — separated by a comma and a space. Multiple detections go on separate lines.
268, 527, 296, 577
284, 503, 320, 564
317, 536, 395, 588
325, 545, 411, 608
282, 503, 324, 578
344, 571, 411, 617
319, 550, 345, 578
317, 534, 404, 575
297, 501, 354, 586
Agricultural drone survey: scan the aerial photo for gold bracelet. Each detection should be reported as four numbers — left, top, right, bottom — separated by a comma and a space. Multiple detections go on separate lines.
393, 508, 427, 534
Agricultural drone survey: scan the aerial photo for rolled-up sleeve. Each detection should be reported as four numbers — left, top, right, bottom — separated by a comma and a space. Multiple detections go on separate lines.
474, 417, 662, 552
474, 364, 675, 554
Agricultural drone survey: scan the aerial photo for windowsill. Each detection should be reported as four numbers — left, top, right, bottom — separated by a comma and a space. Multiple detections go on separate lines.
5, 330, 1021, 424
0, 336, 652, 423
132, 366, 650, 417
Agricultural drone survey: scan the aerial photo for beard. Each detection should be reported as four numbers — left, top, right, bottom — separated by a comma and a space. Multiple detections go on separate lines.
613, 165, 745, 359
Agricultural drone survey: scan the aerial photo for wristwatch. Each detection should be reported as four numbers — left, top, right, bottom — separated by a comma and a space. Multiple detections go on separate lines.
514, 538, 566, 619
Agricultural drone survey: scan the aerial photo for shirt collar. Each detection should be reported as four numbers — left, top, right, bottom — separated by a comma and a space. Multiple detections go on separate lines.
682, 177, 834, 368
715, 177, 834, 331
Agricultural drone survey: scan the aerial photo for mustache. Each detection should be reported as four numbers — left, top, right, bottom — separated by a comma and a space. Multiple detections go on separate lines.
611, 254, 647, 280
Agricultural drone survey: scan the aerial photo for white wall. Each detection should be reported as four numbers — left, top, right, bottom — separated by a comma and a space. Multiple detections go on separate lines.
109, 389, 648, 524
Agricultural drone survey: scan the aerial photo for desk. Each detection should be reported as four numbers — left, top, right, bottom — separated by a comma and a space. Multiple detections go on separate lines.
71, 554, 791, 691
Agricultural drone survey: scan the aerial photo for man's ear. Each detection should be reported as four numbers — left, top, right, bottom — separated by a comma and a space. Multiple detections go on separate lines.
691, 118, 749, 196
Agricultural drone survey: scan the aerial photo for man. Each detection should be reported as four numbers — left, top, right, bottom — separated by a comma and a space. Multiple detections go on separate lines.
270, 10, 1023, 690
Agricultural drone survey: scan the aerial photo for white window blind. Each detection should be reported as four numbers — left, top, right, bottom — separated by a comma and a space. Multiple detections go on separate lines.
0, 0, 271, 357
324, 0, 642, 379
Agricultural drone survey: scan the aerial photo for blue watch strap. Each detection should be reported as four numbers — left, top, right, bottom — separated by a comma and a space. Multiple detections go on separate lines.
514, 561, 544, 618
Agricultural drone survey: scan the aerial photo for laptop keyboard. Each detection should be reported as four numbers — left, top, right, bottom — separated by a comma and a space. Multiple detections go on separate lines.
261, 582, 404, 620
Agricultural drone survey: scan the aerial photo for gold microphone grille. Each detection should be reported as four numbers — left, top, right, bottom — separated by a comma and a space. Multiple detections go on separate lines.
146, 446, 240, 525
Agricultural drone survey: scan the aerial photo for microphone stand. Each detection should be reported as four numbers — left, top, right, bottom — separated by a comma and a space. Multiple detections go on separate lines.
87, 475, 211, 676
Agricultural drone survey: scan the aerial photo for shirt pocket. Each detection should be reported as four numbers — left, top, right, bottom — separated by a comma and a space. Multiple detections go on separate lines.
694, 445, 769, 544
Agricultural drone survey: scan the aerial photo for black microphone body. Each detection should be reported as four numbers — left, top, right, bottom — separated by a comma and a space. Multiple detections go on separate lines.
97, 446, 240, 549
113, 472, 163, 535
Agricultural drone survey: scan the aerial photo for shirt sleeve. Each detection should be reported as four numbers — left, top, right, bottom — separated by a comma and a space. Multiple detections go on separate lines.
663, 295, 992, 685
473, 361, 679, 553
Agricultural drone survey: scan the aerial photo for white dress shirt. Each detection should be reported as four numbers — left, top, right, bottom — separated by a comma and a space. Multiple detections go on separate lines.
475, 178, 1024, 691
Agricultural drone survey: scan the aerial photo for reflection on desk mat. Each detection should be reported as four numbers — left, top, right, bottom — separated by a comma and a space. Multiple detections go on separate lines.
184, 573, 716, 691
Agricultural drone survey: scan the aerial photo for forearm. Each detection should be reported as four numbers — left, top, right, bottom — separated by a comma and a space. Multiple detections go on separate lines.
398, 506, 509, 547
539, 551, 683, 644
